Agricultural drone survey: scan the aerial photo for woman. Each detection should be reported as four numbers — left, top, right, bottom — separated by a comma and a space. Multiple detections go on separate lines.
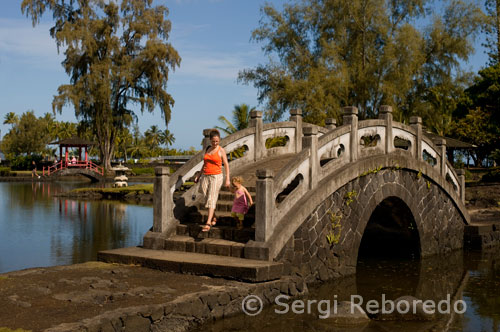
194, 129, 230, 232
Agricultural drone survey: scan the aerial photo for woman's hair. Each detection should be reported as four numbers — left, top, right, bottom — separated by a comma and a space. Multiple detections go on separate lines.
209, 129, 220, 139
231, 176, 243, 184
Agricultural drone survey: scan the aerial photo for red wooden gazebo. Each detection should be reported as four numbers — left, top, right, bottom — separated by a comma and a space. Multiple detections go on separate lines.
43, 137, 103, 176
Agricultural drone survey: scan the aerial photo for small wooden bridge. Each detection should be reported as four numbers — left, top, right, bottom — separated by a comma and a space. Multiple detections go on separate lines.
42, 160, 104, 182
42, 137, 104, 182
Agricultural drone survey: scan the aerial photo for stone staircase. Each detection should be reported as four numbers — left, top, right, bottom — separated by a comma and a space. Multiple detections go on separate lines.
165, 186, 257, 258
98, 154, 295, 282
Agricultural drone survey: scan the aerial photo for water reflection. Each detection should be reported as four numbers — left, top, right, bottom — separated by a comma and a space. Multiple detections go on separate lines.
195, 249, 500, 332
0, 181, 152, 273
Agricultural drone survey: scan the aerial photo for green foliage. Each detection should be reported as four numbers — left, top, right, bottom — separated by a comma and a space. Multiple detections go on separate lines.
238, 0, 483, 124
265, 136, 288, 149
344, 190, 357, 206
131, 167, 155, 176
481, 168, 500, 182
22, 0, 181, 170
326, 211, 342, 245
0, 167, 11, 176
360, 166, 382, 177
427, 181, 431, 189
1, 111, 52, 158
451, 108, 499, 166
10, 155, 43, 171
216, 103, 255, 135
417, 170, 422, 179
451, 64, 500, 166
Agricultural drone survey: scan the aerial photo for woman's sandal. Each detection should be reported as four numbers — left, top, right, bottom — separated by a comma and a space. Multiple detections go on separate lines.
201, 223, 211, 232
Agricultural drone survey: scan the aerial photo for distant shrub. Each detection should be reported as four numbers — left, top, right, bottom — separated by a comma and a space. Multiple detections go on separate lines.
10, 155, 43, 170
131, 167, 155, 176
0, 167, 11, 176
481, 168, 500, 183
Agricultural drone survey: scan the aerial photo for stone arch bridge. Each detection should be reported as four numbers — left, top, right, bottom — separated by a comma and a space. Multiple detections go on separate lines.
107, 106, 469, 282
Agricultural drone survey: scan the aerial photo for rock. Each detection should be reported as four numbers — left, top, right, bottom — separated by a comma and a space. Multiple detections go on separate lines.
321, 301, 370, 326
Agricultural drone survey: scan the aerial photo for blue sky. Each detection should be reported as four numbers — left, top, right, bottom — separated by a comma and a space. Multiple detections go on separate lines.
0, 0, 489, 150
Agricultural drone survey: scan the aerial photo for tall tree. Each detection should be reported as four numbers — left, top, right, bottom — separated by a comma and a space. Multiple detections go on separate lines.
239, 0, 482, 125
1, 111, 52, 157
483, 0, 500, 64
21, 0, 181, 170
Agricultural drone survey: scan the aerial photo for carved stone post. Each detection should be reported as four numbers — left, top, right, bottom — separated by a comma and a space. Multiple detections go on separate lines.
255, 169, 274, 242
290, 109, 303, 153
325, 118, 337, 130
379, 105, 394, 154
343, 106, 359, 162
302, 126, 319, 190
202, 129, 213, 151
250, 110, 263, 162
143, 166, 175, 249
153, 167, 174, 233
410, 116, 422, 161
434, 138, 447, 176
456, 169, 466, 203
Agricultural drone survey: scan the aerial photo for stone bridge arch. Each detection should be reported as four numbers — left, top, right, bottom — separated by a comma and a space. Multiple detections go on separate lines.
272, 163, 467, 282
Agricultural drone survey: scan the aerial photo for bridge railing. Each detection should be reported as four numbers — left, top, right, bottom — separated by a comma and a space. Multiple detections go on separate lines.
255, 105, 466, 244
149, 109, 314, 236
42, 160, 104, 177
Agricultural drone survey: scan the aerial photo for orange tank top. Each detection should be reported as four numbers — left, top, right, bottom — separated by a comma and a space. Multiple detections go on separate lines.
203, 146, 222, 175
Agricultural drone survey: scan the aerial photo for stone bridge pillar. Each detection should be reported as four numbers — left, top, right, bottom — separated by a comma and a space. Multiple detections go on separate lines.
290, 109, 303, 153
379, 105, 394, 154
303, 126, 319, 190
250, 110, 264, 162
343, 106, 358, 162
410, 117, 423, 160
456, 169, 466, 204
255, 169, 274, 242
143, 167, 175, 249
325, 118, 337, 130
434, 138, 447, 176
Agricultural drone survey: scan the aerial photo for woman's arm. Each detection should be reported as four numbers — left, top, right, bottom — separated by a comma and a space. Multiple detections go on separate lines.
220, 147, 230, 187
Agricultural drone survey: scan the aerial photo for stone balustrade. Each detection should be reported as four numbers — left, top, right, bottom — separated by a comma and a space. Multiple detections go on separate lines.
145, 106, 467, 254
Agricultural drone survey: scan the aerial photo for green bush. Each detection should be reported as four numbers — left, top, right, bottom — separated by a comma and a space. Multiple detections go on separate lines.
131, 167, 155, 175
10, 155, 43, 170
0, 167, 11, 176
481, 168, 500, 183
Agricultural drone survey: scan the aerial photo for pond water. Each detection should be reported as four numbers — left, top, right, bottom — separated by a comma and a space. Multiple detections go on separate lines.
194, 250, 500, 332
1, 181, 499, 331
0, 181, 152, 273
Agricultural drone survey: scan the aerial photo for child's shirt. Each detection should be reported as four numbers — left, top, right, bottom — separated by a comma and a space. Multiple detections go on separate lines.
231, 188, 248, 214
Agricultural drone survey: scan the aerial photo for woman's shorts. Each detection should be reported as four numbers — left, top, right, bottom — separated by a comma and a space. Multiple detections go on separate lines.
200, 173, 223, 209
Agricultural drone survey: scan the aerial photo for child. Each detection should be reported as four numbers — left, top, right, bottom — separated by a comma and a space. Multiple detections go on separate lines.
230, 176, 253, 230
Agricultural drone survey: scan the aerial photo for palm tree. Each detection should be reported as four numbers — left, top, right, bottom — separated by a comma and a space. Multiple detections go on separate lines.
160, 129, 175, 147
216, 103, 255, 135
3, 112, 19, 126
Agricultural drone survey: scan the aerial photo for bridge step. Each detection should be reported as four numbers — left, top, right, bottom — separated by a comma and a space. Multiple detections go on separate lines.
176, 224, 254, 242
165, 235, 248, 258
98, 246, 282, 282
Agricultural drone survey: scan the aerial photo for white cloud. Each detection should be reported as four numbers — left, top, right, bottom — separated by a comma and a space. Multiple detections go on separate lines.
0, 18, 63, 69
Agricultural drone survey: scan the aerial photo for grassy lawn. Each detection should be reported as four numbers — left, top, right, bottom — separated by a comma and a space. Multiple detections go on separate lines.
71, 184, 154, 195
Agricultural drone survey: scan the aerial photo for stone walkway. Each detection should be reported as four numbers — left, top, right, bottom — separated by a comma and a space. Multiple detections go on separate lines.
0, 261, 306, 332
